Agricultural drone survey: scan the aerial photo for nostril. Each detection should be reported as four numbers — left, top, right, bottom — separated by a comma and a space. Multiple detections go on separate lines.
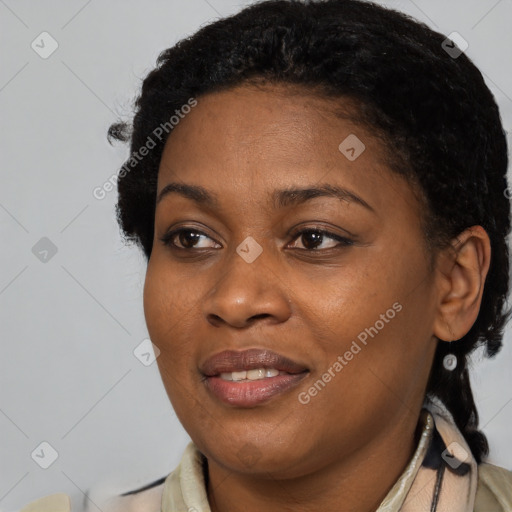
250, 313, 271, 321
206, 314, 224, 327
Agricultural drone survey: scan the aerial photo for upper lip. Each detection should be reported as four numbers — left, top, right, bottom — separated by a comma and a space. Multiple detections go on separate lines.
201, 348, 309, 376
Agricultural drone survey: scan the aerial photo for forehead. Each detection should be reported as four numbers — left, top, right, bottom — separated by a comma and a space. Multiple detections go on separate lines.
156, 84, 417, 217
162, 84, 370, 160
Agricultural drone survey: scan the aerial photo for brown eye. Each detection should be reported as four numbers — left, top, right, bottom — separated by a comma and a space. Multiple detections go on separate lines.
160, 228, 219, 250
289, 229, 353, 251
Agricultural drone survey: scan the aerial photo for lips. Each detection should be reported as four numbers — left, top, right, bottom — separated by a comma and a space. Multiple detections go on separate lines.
200, 348, 309, 407
201, 348, 308, 376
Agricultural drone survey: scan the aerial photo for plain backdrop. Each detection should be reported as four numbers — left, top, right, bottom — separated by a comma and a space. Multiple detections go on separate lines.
1, 0, 511, 510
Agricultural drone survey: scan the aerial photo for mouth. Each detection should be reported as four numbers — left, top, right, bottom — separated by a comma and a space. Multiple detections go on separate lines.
200, 348, 309, 407
217, 367, 290, 381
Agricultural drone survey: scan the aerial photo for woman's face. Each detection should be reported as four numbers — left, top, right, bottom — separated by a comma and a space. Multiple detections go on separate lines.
144, 84, 440, 477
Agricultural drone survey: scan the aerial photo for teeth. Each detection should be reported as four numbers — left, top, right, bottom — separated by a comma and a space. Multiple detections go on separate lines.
219, 368, 282, 382
247, 368, 266, 380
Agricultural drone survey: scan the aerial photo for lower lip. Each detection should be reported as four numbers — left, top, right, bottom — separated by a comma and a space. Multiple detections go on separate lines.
204, 373, 308, 407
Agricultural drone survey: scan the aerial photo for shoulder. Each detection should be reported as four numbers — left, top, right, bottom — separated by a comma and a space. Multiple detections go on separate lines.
90, 475, 167, 512
17, 476, 167, 512
19, 493, 71, 512
18, 442, 199, 512
475, 462, 512, 511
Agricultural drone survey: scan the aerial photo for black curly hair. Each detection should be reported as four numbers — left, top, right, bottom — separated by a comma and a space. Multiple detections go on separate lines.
107, 0, 511, 463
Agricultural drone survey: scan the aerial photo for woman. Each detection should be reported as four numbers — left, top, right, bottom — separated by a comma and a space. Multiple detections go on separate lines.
21, 0, 512, 510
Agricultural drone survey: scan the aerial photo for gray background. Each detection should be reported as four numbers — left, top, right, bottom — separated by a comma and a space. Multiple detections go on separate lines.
0, 1, 511, 510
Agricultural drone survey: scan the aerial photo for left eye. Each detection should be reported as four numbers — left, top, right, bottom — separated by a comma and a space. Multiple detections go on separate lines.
288, 229, 353, 251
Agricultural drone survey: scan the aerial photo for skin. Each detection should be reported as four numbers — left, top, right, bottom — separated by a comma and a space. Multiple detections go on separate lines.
143, 83, 491, 512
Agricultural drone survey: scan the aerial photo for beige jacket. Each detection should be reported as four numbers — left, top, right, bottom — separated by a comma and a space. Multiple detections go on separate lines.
20, 402, 512, 512
19, 450, 512, 512
18, 455, 512, 512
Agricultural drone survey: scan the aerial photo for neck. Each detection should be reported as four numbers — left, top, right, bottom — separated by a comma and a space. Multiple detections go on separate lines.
206, 409, 423, 512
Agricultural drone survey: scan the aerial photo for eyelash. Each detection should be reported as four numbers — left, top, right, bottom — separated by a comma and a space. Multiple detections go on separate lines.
159, 227, 354, 252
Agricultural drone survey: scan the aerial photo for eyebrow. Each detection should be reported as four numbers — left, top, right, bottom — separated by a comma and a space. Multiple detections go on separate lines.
156, 182, 375, 213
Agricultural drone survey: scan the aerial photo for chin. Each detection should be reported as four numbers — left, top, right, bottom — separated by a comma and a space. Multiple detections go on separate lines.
190, 425, 315, 477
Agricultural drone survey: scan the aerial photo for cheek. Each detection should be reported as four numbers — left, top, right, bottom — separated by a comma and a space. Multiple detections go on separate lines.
303, 245, 435, 400
143, 256, 214, 354
143, 263, 167, 339
143, 263, 201, 414
144, 259, 190, 330
143, 261, 195, 369
297, 257, 403, 346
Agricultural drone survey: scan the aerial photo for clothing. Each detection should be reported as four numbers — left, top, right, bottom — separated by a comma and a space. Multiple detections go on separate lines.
20, 398, 512, 512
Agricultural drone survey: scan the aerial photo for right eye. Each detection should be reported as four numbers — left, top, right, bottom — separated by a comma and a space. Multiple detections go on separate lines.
160, 228, 221, 250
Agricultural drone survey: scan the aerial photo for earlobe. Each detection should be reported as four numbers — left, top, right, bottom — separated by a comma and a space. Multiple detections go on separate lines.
433, 225, 491, 342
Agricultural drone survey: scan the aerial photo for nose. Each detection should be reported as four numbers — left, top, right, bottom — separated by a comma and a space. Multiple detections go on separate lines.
202, 246, 292, 329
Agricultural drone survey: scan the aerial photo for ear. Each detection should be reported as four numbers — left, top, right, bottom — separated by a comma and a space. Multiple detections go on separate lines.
433, 225, 491, 342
